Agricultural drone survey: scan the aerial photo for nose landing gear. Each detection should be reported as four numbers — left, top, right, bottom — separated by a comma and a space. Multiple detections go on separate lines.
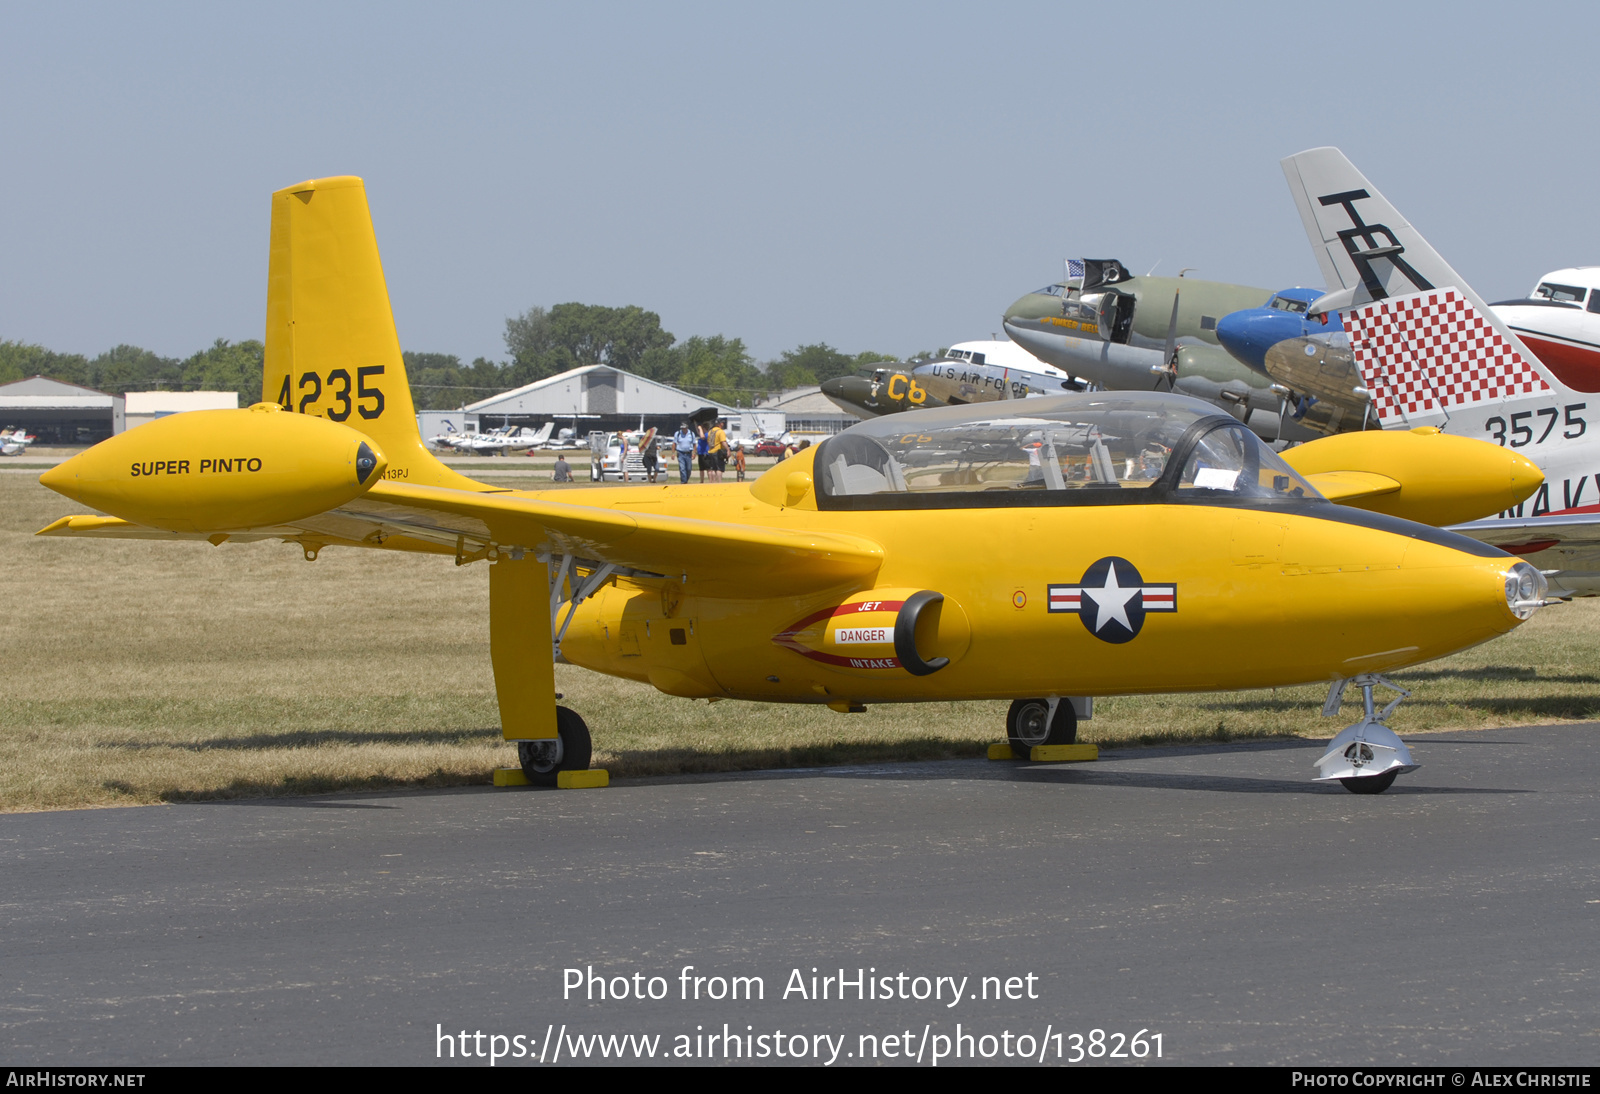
1314, 674, 1418, 794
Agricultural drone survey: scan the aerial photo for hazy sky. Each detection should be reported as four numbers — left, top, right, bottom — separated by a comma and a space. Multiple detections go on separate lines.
3, 2, 1595, 366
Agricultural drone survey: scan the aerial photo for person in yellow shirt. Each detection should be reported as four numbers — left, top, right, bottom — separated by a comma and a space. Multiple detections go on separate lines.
708, 419, 730, 483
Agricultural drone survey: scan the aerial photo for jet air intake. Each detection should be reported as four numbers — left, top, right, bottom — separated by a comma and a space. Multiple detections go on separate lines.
772, 588, 971, 678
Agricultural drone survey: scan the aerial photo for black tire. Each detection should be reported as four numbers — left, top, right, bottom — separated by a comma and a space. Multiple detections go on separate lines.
1340, 769, 1398, 795
1006, 698, 1078, 756
518, 706, 593, 787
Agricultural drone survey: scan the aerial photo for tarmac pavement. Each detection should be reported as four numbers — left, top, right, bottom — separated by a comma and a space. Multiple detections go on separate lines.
2, 725, 1596, 1066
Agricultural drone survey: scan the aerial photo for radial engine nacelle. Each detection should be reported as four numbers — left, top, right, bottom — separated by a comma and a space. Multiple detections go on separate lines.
39, 403, 387, 533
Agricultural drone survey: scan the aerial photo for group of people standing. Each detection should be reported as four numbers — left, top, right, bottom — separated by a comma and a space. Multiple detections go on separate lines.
554, 420, 763, 485
671, 418, 741, 484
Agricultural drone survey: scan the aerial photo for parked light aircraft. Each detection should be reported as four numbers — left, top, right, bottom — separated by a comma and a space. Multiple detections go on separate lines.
1003, 266, 1349, 442
1264, 147, 1600, 597
1, 427, 36, 455
427, 420, 466, 450
446, 424, 553, 456
821, 339, 1086, 420
35, 176, 1550, 793
1490, 269, 1600, 392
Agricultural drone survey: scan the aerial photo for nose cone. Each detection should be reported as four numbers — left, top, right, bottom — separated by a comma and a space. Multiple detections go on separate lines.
1003, 318, 1071, 367
822, 376, 879, 418
1507, 449, 1544, 500
38, 455, 86, 505
1003, 291, 1059, 323
1216, 308, 1304, 376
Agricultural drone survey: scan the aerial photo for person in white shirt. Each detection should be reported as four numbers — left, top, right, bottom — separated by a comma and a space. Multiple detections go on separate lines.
672, 423, 696, 484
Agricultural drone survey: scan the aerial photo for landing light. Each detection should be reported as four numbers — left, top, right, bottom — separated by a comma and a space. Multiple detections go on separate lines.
1504, 561, 1549, 620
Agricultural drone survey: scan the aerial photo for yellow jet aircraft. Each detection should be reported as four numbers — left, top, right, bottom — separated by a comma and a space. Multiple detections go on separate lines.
37, 177, 1549, 793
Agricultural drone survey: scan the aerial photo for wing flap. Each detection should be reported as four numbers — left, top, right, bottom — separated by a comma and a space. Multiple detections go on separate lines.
353, 482, 883, 593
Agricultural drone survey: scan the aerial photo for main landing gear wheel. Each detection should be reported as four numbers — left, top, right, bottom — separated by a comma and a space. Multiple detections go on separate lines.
517, 706, 593, 787
1007, 698, 1077, 756
1339, 770, 1399, 795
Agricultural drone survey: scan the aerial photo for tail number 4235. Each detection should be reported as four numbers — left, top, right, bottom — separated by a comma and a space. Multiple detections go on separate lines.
276, 366, 386, 421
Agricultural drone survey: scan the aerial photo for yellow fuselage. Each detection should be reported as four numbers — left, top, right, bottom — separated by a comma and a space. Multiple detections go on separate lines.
543, 473, 1521, 705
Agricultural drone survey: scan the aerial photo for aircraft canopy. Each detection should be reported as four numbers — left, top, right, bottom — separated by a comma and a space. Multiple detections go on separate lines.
813, 392, 1322, 510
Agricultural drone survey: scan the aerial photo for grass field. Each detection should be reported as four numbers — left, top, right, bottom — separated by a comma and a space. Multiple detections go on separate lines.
3, 470, 1598, 812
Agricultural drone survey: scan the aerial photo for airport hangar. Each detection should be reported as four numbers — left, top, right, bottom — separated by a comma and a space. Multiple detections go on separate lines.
0, 376, 125, 444
0, 378, 241, 443
432, 364, 758, 442
430, 364, 860, 443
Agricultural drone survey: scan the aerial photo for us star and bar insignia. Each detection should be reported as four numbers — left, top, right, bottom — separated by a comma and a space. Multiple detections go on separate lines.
1049, 556, 1176, 644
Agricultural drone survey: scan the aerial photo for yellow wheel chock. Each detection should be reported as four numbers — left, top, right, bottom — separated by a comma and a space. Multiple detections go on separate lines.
494, 768, 610, 789
987, 743, 1099, 763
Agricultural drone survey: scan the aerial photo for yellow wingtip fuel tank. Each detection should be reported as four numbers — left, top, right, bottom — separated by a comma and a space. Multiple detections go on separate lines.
39, 403, 386, 533
1282, 427, 1543, 526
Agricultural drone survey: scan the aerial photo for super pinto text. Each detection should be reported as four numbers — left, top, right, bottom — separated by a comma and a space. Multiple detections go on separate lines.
129, 457, 263, 477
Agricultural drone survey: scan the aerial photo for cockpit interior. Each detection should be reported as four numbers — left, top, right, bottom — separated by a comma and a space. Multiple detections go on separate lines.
813, 393, 1321, 510
1532, 281, 1600, 313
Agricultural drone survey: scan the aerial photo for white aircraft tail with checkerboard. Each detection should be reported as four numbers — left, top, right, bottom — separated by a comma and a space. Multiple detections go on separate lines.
1282, 147, 1567, 430
1282, 148, 1600, 587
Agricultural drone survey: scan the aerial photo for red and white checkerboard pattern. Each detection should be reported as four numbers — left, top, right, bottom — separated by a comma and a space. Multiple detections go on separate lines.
1346, 289, 1549, 426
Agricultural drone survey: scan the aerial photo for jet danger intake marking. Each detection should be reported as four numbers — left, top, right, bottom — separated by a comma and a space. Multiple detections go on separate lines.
1049, 557, 1176, 644
773, 600, 908, 669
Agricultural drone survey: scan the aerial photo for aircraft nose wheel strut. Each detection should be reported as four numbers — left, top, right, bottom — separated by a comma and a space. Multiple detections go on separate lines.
1313, 674, 1419, 794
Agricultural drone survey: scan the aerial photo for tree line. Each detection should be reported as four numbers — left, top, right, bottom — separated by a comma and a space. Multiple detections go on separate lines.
1, 302, 934, 410
0, 339, 269, 404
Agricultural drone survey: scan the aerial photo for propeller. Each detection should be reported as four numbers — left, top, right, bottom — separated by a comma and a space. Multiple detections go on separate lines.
1153, 268, 1195, 391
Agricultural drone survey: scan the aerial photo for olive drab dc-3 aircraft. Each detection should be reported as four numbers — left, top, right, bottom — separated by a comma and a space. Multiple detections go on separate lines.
36, 176, 1551, 793
1256, 147, 1600, 598
1002, 263, 1362, 443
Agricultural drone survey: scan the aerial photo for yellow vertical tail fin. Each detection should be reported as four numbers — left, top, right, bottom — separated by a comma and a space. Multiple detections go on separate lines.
265, 176, 483, 490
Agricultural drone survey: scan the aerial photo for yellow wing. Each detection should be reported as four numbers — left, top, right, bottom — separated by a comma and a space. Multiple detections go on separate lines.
39, 481, 884, 596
